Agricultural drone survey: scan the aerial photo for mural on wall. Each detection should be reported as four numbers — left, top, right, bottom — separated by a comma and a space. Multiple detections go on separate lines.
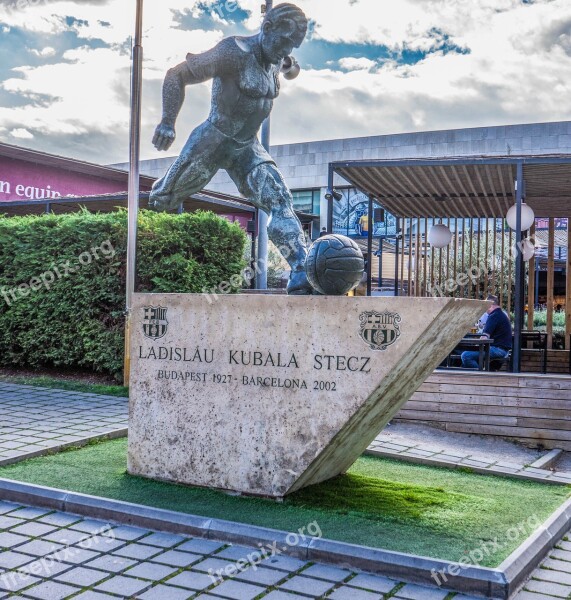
332, 188, 397, 238
536, 218, 568, 231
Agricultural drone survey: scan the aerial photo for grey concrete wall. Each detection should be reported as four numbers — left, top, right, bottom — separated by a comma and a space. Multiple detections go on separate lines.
118, 120, 571, 198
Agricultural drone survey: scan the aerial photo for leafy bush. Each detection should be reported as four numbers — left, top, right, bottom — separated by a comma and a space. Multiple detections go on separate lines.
0, 210, 246, 380
532, 310, 566, 329
531, 310, 567, 349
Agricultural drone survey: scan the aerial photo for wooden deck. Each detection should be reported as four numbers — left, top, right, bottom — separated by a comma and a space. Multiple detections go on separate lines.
395, 371, 571, 451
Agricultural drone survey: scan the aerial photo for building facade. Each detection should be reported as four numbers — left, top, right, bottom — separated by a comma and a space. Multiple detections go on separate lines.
0, 142, 155, 204
135, 121, 571, 233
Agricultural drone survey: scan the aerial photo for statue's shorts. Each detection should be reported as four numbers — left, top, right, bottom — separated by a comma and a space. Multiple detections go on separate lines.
150, 120, 275, 207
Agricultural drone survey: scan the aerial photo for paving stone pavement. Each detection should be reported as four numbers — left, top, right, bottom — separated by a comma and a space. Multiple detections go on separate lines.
0, 500, 486, 599
0, 383, 128, 465
4, 381, 569, 487
368, 437, 571, 485
1, 384, 569, 598
514, 532, 571, 599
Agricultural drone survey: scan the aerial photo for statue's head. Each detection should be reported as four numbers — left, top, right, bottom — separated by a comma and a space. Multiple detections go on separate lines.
261, 3, 308, 65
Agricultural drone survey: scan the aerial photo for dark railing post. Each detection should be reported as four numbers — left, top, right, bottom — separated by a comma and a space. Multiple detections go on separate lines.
327, 163, 334, 234
248, 214, 258, 290
378, 237, 383, 290
395, 218, 400, 296
367, 194, 373, 296
513, 161, 524, 373
379, 236, 386, 293
534, 258, 540, 309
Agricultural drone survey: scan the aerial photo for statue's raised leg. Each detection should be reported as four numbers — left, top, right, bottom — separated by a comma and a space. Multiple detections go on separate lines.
234, 161, 314, 295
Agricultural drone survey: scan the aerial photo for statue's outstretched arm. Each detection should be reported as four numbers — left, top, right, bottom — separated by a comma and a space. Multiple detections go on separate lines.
152, 62, 194, 152
152, 43, 228, 152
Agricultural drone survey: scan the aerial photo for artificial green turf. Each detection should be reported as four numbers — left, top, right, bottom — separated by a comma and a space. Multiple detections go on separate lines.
0, 376, 128, 397
0, 438, 567, 567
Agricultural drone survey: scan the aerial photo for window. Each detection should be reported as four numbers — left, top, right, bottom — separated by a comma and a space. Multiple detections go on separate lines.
292, 190, 321, 215
292, 190, 313, 213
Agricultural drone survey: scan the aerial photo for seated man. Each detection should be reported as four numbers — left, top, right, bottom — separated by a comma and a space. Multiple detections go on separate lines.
461, 295, 512, 369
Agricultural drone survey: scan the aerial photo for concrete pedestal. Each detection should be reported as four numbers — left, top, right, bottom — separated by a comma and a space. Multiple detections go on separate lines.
128, 294, 485, 498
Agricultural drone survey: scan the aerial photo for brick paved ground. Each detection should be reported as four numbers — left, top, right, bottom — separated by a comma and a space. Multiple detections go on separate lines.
0, 383, 566, 598
0, 500, 565, 600
0, 500, 485, 599
0, 383, 128, 465
514, 532, 571, 598
369, 435, 571, 485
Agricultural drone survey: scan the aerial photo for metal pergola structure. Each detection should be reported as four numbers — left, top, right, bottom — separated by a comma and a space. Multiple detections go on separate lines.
327, 155, 571, 373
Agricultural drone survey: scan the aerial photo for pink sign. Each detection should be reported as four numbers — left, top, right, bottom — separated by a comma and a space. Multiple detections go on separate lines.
0, 156, 143, 202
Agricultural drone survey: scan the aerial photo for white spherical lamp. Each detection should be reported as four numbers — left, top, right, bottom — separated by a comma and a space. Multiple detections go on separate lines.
428, 223, 453, 248
506, 203, 535, 231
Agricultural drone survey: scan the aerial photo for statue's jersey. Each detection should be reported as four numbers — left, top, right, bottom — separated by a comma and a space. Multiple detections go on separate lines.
185, 36, 281, 143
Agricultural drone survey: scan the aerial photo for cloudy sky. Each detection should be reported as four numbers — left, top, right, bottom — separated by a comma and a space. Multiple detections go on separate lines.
0, 0, 570, 165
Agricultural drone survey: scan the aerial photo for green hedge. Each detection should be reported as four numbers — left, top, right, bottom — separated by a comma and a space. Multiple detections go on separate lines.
0, 210, 246, 380
532, 309, 566, 329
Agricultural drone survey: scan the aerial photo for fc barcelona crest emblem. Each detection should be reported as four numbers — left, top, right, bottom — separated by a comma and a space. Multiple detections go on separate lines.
359, 311, 401, 351
142, 306, 169, 341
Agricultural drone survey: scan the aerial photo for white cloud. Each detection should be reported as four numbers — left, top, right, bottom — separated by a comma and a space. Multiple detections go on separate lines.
29, 46, 56, 57
268, 0, 571, 144
338, 57, 377, 72
0, 0, 570, 164
273, 0, 519, 48
0, 0, 224, 161
1, 46, 131, 136
10, 128, 34, 139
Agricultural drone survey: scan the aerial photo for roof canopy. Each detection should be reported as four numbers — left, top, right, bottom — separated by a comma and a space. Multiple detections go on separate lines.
0, 190, 318, 224
333, 155, 571, 219
0, 190, 256, 218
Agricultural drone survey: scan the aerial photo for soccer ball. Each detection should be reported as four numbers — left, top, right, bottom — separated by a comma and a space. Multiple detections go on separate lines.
305, 234, 365, 295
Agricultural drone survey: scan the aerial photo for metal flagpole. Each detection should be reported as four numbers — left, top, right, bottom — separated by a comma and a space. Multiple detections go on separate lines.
124, 0, 144, 386
256, 0, 272, 290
